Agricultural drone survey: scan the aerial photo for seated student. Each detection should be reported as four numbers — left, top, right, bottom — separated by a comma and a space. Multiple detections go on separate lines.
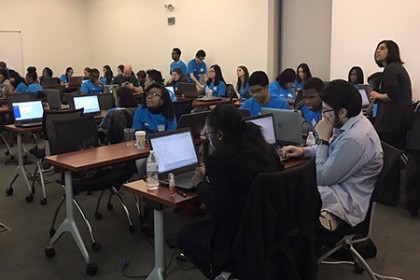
177, 104, 284, 279
136, 70, 146, 89
40, 67, 53, 86
0, 68, 11, 97
240, 71, 289, 117
26, 66, 37, 77
83, 67, 91, 81
348, 66, 364, 87
116, 64, 124, 76
365, 72, 383, 122
204, 64, 226, 97
10, 72, 27, 93
25, 72, 42, 98
144, 69, 163, 89
112, 64, 143, 94
60, 67, 73, 86
100, 65, 113, 85
169, 47, 187, 77
166, 68, 187, 95
282, 80, 383, 244
300, 77, 323, 129
187, 49, 207, 89
80, 68, 103, 94
268, 68, 296, 106
236, 65, 250, 100
0, 61, 15, 78
294, 63, 312, 90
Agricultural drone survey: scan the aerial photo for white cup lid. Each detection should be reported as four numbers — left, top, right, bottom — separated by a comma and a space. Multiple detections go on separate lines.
135, 130, 146, 136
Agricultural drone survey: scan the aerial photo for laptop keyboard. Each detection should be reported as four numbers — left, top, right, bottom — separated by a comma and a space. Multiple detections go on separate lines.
175, 171, 196, 189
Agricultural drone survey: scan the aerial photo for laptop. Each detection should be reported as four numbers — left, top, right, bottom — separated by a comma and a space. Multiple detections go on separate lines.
12, 100, 44, 127
176, 111, 210, 138
179, 82, 199, 98
42, 77, 59, 89
69, 76, 83, 87
166, 86, 177, 102
45, 90, 62, 110
358, 85, 370, 107
261, 108, 303, 146
148, 128, 199, 190
103, 84, 119, 94
196, 95, 222, 102
73, 95, 101, 117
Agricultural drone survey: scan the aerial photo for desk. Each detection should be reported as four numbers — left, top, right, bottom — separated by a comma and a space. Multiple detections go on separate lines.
122, 157, 307, 280
44, 141, 149, 275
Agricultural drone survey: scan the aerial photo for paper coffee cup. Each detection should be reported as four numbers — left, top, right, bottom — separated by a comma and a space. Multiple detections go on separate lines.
135, 131, 146, 150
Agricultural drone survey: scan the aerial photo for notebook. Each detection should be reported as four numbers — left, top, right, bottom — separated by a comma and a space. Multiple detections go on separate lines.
261, 108, 303, 146
148, 128, 199, 190
176, 111, 210, 138
12, 100, 44, 127
179, 82, 199, 98
73, 95, 100, 116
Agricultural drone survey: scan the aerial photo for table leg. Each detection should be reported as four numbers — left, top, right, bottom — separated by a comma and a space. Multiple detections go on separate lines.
146, 208, 165, 280
16, 133, 32, 193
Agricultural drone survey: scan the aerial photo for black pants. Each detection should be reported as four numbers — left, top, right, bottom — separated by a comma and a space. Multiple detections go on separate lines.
405, 152, 420, 210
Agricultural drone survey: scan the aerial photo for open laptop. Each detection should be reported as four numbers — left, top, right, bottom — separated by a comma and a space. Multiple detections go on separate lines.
45, 90, 62, 110
261, 108, 303, 146
73, 95, 101, 117
176, 111, 209, 138
358, 85, 370, 108
42, 77, 59, 89
166, 86, 177, 102
12, 100, 44, 127
69, 76, 83, 87
148, 128, 199, 190
179, 82, 199, 98
196, 95, 222, 102
292, 89, 304, 109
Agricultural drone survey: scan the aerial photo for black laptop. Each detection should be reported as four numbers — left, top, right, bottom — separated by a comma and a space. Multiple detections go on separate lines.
12, 100, 44, 127
176, 111, 210, 138
179, 82, 199, 98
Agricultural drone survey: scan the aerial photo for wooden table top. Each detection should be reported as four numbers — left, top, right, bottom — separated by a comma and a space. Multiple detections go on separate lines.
5, 123, 43, 133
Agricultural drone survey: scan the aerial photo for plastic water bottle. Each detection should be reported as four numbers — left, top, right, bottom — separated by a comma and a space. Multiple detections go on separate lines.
146, 150, 159, 190
168, 173, 176, 197
306, 131, 316, 146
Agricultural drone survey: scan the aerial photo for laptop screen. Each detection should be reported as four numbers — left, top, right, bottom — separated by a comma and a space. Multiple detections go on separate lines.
358, 88, 370, 106
149, 129, 198, 173
244, 114, 276, 145
74, 95, 100, 114
166, 86, 177, 102
12, 101, 44, 122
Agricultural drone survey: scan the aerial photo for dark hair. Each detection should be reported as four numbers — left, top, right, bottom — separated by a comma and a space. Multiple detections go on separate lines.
26, 71, 38, 83
249, 71, 269, 87
276, 68, 296, 88
348, 66, 364, 84
236, 65, 249, 92
0, 61, 6, 69
116, 87, 137, 108
90, 68, 100, 77
117, 65, 124, 73
375, 40, 403, 67
146, 69, 163, 84
367, 72, 383, 92
321, 79, 362, 118
10, 72, 27, 88
142, 83, 175, 120
206, 64, 225, 87
303, 77, 324, 92
172, 48, 181, 55
296, 63, 312, 83
27, 66, 37, 74
42, 67, 53, 78
195, 49, 206, 58
65, 67, 73, 82
171, 68, 186, 82
103, 65, 113, 84
0, 68, 8, 79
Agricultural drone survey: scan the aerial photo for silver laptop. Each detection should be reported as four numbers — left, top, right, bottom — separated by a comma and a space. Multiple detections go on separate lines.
74, 95, 101, 116
261, 108, 303, 146
179, 82, 199, 98
148, 128, 199, 190
12, 100, 44, 127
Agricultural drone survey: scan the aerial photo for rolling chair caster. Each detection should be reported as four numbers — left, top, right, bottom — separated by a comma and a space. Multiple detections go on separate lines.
6, 187, 13, 196
40, 198, 47, 205
92, 242, 101, 252
86, 263, 98, 276
45, 247, 55, 258
94, 212, 102, 220
25, 194, 34, 203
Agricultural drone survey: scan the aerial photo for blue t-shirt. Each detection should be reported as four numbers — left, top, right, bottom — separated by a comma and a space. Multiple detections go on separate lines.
240, 95, 289, 117
204, 81, 226, 97
80, 80, 103, 94
170, 60, 188, 76
187, 59, 207, 82
14, 82, 27, 93
60, 74, 69, 83
100, 77, 113, 85
268, 81, 296, 100
239, 83, 250, 100
132, 107, 177, 136
294, 80, 303, 90
301, 105, 321, 128
25, 83, 43, 98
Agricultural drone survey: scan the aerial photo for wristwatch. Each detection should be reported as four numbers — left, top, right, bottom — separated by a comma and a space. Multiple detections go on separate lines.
316, 139, 329, 146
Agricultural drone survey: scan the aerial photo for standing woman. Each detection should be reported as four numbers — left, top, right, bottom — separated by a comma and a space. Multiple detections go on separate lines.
294, 63, 312, 90
236, 66, 250, 100
348, 66, 364, 86
204, 64, 226, 97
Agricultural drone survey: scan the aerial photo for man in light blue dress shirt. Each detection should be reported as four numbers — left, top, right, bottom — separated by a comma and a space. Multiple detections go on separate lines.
283, 80, 383, 243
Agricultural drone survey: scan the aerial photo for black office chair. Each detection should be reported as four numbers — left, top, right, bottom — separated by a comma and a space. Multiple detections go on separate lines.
172, 99, 193, 123
235, 159, 320, 280
6, 93, 32, 107
98, 107, 136, 144
318, 141, 405, 279
225, 84, 237, 99
97, 93, 115, 111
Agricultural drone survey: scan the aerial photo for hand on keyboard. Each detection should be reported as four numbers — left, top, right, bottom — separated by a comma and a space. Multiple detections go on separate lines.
192, 167, 205, 187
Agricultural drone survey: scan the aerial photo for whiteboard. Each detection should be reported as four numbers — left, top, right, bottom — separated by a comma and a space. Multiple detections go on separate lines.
0, 31, 24, 74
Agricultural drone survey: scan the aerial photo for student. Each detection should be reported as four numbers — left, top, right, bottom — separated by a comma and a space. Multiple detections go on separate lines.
40, 67, 53, 86
100, 65, 113, 85
240, 71, 289, 116
282, 80, 383, 244
204, 64, 226, 97
10, 72, 27, 93
0, 68, 11, 96
166, 68, 187, 95
294, 63, 312, 90
117, 64, 124, 76
80, 68, 103, 94
169, 48, 187, 76
26, 66, 37, 77
60, 67, 74, 85
112, 64, 143, 94
300, 77, 323, 129
365, 72, 383, 122
25, 72, 43, 98
136, 70, 146, 88
83, 67, 91, 81
177, 104, 284, 279
268, 68, 296, 105
236, 66, 250, 100
144, 69, 163, 89
187, 49, 207, 89
348, 66, 364, 86
0, 61, 15, 78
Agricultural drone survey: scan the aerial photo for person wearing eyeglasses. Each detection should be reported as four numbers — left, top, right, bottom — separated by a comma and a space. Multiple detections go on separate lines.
169, 48, 187, 77
187, 49, 207, 89
204, 64, 226, 97
239, 71, 289, 117
282, 80, 383, 245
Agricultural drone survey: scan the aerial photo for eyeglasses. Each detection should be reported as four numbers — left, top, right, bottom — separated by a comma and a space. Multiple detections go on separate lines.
146, 92, 162, 98
201, 131, 216, 138
321, 108, 334, 114
249, 87, 264, 95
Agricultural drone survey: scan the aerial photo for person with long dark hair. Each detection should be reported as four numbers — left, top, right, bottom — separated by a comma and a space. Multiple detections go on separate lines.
348, 66, 364, 86
268, 68, 296, 106
177, 104, 283, 278
60, 67, 73, 85
40, 67, 53, 86
294, 63, 312, 90
100, 65, 114, 85
236, 65, 250, 100
204, 64, 226, 97
9, 71, 27, 93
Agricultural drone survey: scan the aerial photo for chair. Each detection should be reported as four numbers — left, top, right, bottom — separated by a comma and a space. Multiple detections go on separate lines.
318, 141, 405, 279
6, 92, 32, 107
98, 107, 136, 144
97, 93, 115, 111
44, 89, 62, 110
225, 84, 237, 99
41, 77, 60, 89
235, 159, 320, 280
172, 99, 193, 123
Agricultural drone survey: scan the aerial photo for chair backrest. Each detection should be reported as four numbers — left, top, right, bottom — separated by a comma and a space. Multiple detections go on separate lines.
97, 93, 115, 110
41, 77, 60, 89
43, 109, 84, 155
53, 115, 99, 155
172, 99, 193, 123
225, 83, 237, 99
44, 89, 61, 110
6, 93, 32, 107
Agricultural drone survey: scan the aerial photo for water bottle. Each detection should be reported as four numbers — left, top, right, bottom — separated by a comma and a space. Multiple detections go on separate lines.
168, 173, 176, 197
146, 150, 159, 190
306, 131, 316, 146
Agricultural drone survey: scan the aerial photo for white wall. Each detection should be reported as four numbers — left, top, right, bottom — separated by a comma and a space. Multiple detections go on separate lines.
2, 0, 90, 76
331, 0, 420, 99
281, 0, 332, 80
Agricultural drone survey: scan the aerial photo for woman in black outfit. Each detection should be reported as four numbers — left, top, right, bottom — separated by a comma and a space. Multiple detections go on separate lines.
177, 104, 284, 279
